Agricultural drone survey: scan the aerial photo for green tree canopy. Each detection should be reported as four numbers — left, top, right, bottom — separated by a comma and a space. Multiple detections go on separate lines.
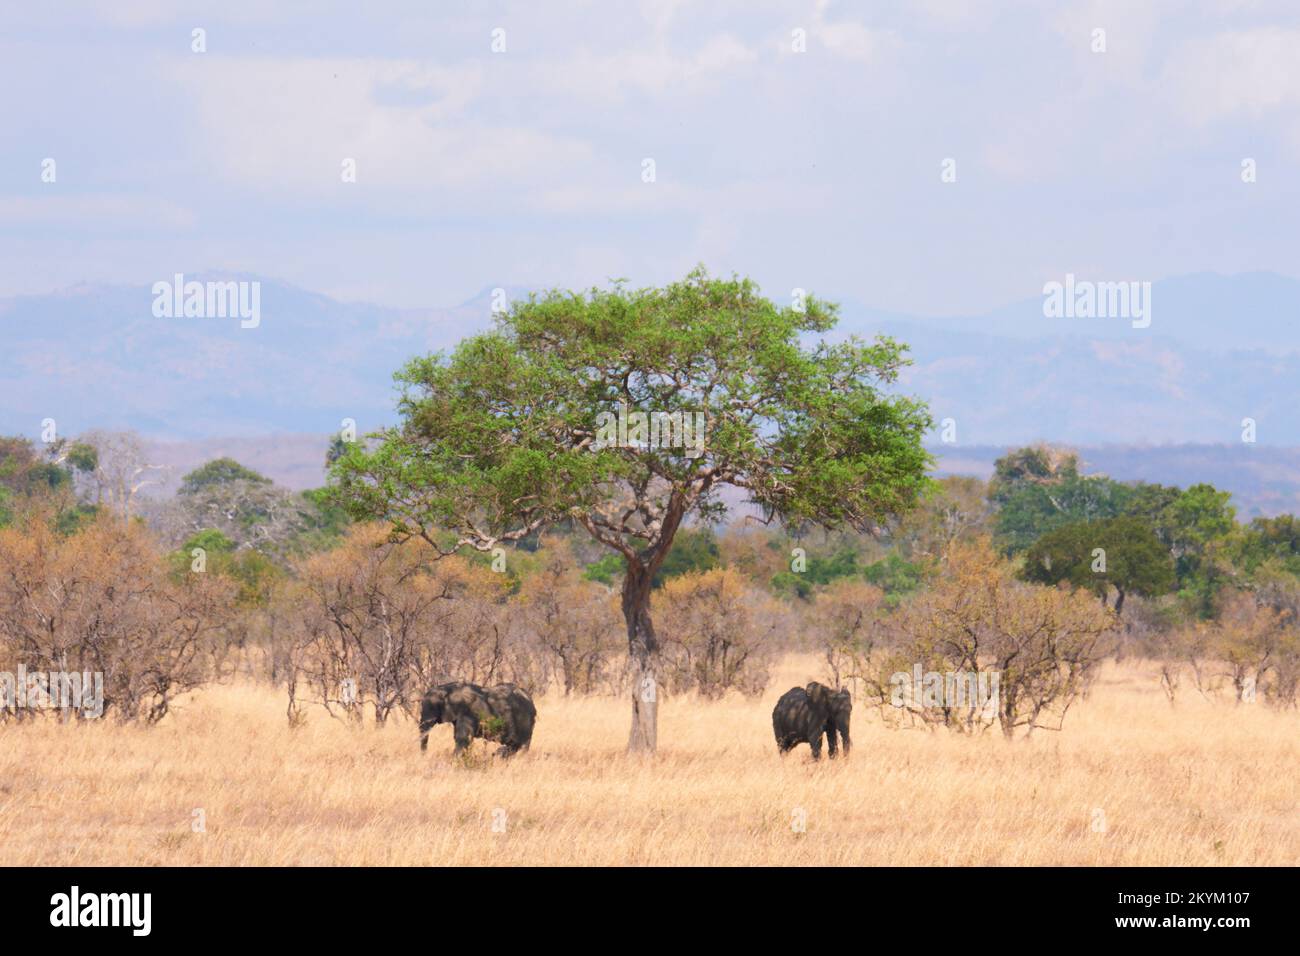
1166, 483, 1236, 560
1234, 513, 1300, 577
862, 552, 927, 606
652, 526, 720, 586
179, 457, 271, 496
1022, 516, 1175, 614
771, 547, 861, 599
0, 436, 97, 530
170, 528, 281, 607
1120, 481, 1236, 613
584, 526, 723, 587
994, 472, 1133, 554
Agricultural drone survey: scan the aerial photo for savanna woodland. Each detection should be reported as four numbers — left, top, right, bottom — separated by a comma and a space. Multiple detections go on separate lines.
1, 273, 1297, 864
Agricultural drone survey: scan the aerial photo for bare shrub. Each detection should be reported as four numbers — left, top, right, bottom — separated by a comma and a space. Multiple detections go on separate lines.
655, 568, 782, 699
1142, 576, 1300, 708
75, 429, 170, 522
0, 516, 235, 723
512, 538, 622, 695
811, 578, 884, 689
1200, 588, 1300, 706
284, 523, 502, 725
858, 539, 1117, 736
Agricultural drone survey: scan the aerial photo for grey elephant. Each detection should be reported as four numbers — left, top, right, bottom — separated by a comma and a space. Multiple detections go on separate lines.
772, 681, 852, 759
419, 681, 536, 757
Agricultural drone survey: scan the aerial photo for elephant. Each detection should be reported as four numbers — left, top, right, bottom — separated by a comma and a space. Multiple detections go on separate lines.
772, 681, 852, 759
419, 681, 536, 757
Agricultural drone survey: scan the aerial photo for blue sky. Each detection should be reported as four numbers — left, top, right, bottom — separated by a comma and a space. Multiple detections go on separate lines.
2, 0, 1298, 314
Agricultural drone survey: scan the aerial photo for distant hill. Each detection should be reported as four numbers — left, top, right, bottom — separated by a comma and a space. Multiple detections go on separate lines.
826, 273, 1300, 447
0, 275, 507, 440
4, 270, 1298, 445
852, 271, 1300, 352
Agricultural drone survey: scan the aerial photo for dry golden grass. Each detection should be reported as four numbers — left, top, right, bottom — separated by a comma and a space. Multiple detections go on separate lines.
2, 656, 1297, 866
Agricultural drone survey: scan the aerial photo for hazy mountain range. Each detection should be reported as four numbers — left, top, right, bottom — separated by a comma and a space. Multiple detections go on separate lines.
855, 271, 1300, 448
0, 274, 499, 441
3, 270, 1300, 516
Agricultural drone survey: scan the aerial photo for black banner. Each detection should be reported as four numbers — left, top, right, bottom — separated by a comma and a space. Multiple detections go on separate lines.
2, 866, 1286, 941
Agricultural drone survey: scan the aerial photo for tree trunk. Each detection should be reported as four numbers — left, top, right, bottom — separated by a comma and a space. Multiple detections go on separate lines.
622, 561, 659, 754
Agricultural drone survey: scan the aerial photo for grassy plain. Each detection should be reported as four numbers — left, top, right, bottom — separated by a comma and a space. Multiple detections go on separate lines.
2, 656, 1296, 865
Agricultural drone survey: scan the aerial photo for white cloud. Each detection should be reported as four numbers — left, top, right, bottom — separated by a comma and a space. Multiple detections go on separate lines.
694, 33, 758, 72
1161, 28, 1300, 124
817, 20, 897, 60
175, 57, 596, 201
812, 0, 901, 60
537, 33, 758, 105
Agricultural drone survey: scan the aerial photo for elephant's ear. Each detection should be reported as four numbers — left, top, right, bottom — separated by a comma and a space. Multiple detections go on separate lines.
806, 682, 829, 707
424, 690, 446, 721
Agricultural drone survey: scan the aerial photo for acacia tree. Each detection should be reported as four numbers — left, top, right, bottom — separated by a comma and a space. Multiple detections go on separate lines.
330, 268, 931, 752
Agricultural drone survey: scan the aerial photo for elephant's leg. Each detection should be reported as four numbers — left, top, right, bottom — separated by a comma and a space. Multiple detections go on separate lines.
839, 728, 850, 755
809, 733, 822, 760
825, 723, 839, 758
453, 717, 475, 753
